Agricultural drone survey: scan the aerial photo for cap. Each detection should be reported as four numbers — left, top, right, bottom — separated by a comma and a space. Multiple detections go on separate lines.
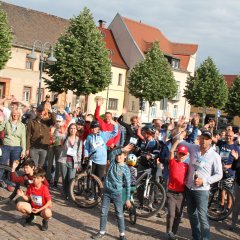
45, 94, 50, 98
176, 145, 189, 155
36, 105, 44, 112
31, 103, 37, 108
202, 130, 212, 139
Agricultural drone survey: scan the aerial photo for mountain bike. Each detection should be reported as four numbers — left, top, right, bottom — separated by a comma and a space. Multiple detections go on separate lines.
132, 157, 166, 218
0, 158, 27, 205
208, 177, 234, 221
69, 151, 103, 208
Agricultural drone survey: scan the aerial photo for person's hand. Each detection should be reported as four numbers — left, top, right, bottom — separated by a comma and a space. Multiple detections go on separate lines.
32, 208, 41, 214
177, 116, 186, 128
97, 98, 104, 106
123, 144, 134, 152
203, 124, 209, 130
156, 158, 161, 165
194, 177, 203, 187
125, 200, 131, 209
122, 108, 127, 114
12, 160, 19, 171
25, 150, 30, 157
231, 150, 239, 160
110, 143, 115, 149
17, 189, 24, 197
20, 153, 25, 159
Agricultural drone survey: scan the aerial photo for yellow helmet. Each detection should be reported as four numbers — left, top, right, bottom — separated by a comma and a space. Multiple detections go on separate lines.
126, 154, 137, 166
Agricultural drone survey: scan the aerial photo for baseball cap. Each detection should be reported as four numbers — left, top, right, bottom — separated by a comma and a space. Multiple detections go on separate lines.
45, 94, 50, 98
176, 145, 189, 155
201, 130, 212, 139
36, 105, 44, 112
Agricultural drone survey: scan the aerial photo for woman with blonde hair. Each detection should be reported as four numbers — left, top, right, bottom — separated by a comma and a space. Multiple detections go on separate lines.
0, 109, 26, 165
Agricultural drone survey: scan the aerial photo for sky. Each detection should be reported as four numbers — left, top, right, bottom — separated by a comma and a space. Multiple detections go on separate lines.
4, 0, 240, 74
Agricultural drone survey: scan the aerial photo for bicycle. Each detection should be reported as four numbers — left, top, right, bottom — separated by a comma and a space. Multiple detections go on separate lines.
132, 157, 166, 218
208, 177, 234, 221
69, 151, 103, 208
0, 158, 27, 205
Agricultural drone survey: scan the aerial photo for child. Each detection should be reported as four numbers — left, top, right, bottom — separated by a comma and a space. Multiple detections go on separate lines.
92, 144, 133, 240
16, 167, 52, 231
11, 159, 49, 187
166, 141, 189, 240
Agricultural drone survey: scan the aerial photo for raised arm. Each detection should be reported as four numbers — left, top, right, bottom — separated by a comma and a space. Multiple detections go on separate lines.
94, 99, 104, 127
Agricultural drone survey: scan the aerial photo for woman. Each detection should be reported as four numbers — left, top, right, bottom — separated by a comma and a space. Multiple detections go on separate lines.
58, 123, 82, 199
0, 109, 26, 165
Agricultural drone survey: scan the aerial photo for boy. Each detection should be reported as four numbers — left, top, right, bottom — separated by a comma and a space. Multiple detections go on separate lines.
92, 144, 133, 240
166, 141, 189, 240
16, 167, 52, 231
11, 159, 49, 187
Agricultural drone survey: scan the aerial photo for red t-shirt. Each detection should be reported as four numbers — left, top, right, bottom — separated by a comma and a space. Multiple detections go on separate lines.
168, 158, 188, 192
26, 183, 51, 209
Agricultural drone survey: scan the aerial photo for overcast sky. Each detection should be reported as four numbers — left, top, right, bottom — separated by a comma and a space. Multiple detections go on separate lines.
4, 0, 240, 74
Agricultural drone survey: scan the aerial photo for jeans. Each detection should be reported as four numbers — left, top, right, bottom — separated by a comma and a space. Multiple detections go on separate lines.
231, 182, 240, 227
92, 162, 106, 182
100, 190, 125, 234
46, 146, 62, 183
60, 161, 76, 198
1, 145, 22, 165
30, 148, 47, 167
185, 187, 210, 240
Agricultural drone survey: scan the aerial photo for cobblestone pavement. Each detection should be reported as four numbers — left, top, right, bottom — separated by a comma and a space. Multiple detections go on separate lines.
0, 188, 239, 240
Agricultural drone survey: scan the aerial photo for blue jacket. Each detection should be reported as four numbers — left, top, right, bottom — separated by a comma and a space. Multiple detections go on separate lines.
84, 125, 118, 165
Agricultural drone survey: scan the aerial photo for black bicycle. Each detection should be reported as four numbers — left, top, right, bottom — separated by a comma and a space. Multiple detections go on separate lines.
0, 158, 27, 205
208, 177, 234, 221
132, 158, 166, 218
69, 151, 103, 208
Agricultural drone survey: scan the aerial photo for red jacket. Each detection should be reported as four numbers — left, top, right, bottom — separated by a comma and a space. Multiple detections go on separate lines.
94, 105, 120, 147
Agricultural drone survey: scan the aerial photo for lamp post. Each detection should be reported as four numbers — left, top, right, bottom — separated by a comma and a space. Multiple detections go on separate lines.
26, 41, 57, 105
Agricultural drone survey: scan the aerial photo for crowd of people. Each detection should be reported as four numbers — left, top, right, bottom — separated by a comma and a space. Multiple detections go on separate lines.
0, 94, 240, 240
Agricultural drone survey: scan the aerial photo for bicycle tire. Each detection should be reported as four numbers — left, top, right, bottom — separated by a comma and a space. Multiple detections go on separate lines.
133, 181, 166, 218
129, 204, 137, 225
208, 186, 234, 221
0, 164, 20, 205
69, 173, 103, 208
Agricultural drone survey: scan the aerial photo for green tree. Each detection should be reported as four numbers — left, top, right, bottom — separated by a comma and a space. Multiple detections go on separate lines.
184, 57, 228, 122
225, 76, 240, 117
0, 8, 12, 70
128, 41, 177, 106
45, 7, 111, 95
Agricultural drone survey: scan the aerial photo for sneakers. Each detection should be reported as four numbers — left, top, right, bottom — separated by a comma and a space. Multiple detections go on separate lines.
88, 193, 95, 201
41, 219, 48, 231
166, 232, 178, 240
119, 235, 127, 240
92, 232, 105, 239
23, 213, 35, 227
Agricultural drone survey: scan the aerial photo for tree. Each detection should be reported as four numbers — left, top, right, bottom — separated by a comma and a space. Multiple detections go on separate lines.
0, 8, 12, 70
184, 57, 228, 122
45, 7, 111, 96
128, 41, 177, 106
225, 76, 240, 117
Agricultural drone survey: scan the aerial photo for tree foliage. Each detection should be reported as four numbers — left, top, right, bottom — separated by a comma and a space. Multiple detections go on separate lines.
128, 41, 177, 105
0, 8, 12, 70
184, 57, 228, 109
45, 7, 111, 95
225, 76, 240, 117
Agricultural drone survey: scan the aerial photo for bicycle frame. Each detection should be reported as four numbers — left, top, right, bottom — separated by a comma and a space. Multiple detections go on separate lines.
136, 168, 152, 199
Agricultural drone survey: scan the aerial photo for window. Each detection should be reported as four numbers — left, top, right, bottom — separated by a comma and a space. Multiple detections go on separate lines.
172, 81, 181, 101
26, 60, 33, 70
151, 106, 157, 117
118, 73, 122, 86
173, 105, 178, 119
172, 59, 180, 69
108, 98, 118, 110
110, 72, 113, 84
131, 101, 135, 111
0, 83, 5, 99
36, 88, 44, 102
160, 98, 168, 110
23, 87, 31, 102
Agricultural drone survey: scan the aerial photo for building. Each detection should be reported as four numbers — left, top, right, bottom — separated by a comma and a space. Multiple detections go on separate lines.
109, 14, 198, 122
0, 2, 128, 116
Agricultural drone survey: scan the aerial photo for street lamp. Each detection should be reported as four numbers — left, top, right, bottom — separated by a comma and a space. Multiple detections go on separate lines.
27, 40, 57, 105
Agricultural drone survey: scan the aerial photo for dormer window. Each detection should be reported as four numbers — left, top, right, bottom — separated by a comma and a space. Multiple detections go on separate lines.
172, 59, 180, 69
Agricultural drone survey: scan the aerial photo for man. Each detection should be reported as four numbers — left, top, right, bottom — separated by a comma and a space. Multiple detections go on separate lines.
41, 94, 58, 107
153, 119, 167, 143
186, 114, 201, 144
26, 105, 56, 167
176, 119, 222, 240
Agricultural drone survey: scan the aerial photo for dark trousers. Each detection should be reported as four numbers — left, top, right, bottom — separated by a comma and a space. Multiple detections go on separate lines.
166, 191, 185, 234
92, 162, 106, 182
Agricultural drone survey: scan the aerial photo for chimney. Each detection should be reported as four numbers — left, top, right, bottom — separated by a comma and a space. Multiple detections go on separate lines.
98, 20, 106, 28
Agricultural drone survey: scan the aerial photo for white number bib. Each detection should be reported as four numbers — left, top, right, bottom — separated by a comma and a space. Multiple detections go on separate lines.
92, 138, 104, 149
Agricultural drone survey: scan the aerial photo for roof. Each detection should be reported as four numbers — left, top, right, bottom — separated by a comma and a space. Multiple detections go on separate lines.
223, 75, 238, 87
122, 16, 198, 71
0, 2, 127, 69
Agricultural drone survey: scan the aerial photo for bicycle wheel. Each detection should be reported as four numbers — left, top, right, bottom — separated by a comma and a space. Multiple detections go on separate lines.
208, 186, 234, 221
69, 173, 103, 208
0, 164, 19, 204
129, 204, 137, 225
133, 181, 166, 218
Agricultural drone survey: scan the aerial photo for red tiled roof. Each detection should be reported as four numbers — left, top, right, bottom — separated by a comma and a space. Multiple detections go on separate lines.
98, 27, 128, 69
122, 16, 198, 71
0, 2, 127, 69
223, 75, 238, 87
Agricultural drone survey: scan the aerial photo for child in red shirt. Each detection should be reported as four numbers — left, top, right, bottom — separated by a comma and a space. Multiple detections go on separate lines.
166, 141, 189, 240
16, 167, 52, 231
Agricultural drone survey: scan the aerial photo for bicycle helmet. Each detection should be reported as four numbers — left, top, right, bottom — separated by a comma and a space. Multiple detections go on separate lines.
90, 120, 100, 129
76, 117, 85, 126
142, 125, 156, 135
126, 154, 137, 166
